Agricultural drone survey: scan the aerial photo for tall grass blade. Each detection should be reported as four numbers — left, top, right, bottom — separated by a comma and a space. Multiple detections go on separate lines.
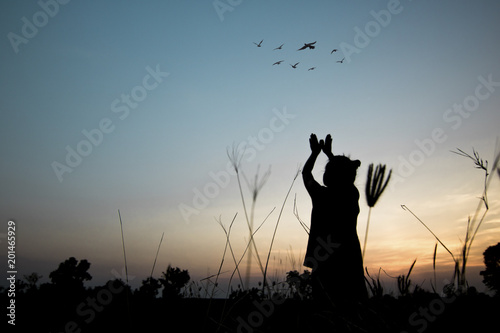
241, 165, 271, 289
224, 208, 275, 297
117, 209, 131, 323
432, 242, 437, 271
432, 242, 438, 293
217, 209, 274, 329
401, 205, 455, 261
150, 232, 164, 278
365, 267, 384, 298
293, 194, 310, 235
406, 258, 416, 288
227, 146, 267, 287
452, 145, 499, 292
118, 209, 129, 285
205, 214, 238, 329
262, 168, 300, 293
362, 207, 372, 261
214, 213, 240, 295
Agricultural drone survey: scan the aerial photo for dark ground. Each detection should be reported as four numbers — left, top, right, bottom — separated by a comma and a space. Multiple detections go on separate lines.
4, 289, 499, 332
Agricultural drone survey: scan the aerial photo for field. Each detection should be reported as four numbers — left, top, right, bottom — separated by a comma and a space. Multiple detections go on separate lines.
3, 147, 499, 333
5, 284, 499, 332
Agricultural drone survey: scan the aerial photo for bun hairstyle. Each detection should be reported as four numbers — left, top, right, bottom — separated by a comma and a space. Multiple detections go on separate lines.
323, 155, 361, 186
327, 155, 361, 169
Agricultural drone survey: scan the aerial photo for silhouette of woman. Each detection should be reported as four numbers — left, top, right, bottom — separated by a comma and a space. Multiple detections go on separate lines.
302, 134, 367, 306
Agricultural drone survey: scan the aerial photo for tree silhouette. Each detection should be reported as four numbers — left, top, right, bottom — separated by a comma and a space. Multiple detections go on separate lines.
49, 257, 92, 292
23, 272, 43, 292
136, 277, 162, 300
285, 270, 312, 299
480, 242, 500, 296
159, 265, 190, 299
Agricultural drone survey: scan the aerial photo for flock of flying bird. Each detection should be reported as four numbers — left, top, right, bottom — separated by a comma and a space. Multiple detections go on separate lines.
253, 40, 345, 71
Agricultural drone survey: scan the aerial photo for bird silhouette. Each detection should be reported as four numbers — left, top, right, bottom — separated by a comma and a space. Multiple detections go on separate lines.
273, 44, 284, 50
298, 41, 316, 50
337, 57, 345, 63
308, 67, 316, 71
254, 40, 263, 47
290, 62, 299, 68
331, 49, 338, 54
273, 60, 284, 65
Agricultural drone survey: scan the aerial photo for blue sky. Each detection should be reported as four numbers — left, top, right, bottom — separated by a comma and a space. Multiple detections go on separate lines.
1, 0, 500, 293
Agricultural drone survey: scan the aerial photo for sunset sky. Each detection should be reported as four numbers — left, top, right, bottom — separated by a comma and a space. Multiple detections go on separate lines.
1, 0, 500, 295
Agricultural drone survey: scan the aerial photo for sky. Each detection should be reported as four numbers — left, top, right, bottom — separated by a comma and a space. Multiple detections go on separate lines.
1, 0, 500, 295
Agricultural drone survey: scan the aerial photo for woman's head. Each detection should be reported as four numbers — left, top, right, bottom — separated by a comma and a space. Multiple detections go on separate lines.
323, 155, 361, 187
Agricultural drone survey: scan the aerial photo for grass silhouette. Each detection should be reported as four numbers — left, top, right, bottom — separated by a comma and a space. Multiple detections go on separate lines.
6, 145, 500, 333
363, 163, 392, 260
403, 145, 500, 294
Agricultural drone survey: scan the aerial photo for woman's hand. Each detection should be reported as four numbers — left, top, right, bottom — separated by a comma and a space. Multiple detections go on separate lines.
322, 134, 333, 158
309, 133, 324, 155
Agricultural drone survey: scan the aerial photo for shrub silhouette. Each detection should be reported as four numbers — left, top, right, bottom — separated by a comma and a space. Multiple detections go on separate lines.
23, 272, 43, 291
136, 277, 162, 300
480, 242, 500, 296
49, 257, 92, 292
285, 270, 312, 299
159, 265, 190, 299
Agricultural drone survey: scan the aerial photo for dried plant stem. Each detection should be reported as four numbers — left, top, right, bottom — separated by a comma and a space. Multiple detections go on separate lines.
401, 205, 456, 261
397, 259, 417, 296
216, 209, 274, 330
214, 213, 240, 296
453, 146, 498, 290
118, 209, 129, 284
245, 199, 256, 289
242, 166, 271, 288
262, 168, 300, 294
205, 214, 238, 329
403, 144, 500, 293
293, 194, 310, 235
362, 207, 372, 261
150, 232, 164, 278
431, 242, 438, 293
117, 209, 131, 323
228, 148, 266, 287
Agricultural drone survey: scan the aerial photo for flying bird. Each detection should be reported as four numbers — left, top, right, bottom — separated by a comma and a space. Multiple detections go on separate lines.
273, 60, 284, 65
297, 41, 316, 50
337, 57, 345, 63
253, 40, 263, 47
308, 67, 316, 71
290, 62, 299, 68
273, 44, 284, 50
331, 49, 338, 54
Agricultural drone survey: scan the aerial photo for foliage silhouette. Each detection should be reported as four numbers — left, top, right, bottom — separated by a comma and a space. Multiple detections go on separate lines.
135, 277, 161, 300
285, 269, 313, 300
159, 264, 190, 299
2, 250, 500, 332
49, 257, 92, 293
396, 258, 417, 297
480, 242, 500, 296
23, 272, 43, 291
